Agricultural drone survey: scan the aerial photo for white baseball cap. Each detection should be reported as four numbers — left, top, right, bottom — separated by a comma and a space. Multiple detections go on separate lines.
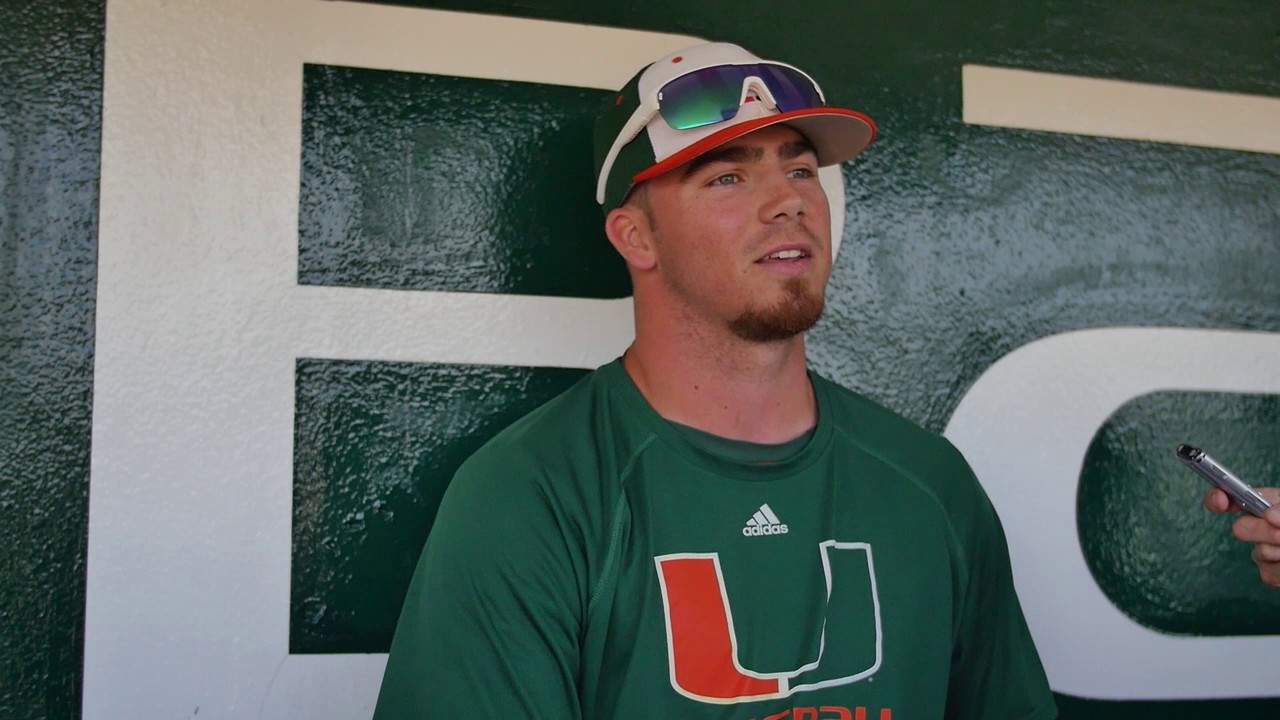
593, 42, 877, 212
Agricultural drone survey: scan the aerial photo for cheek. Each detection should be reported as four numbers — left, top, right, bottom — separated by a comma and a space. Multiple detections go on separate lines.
672, 207, 746, 256
698, 207, 756, 254
804, 186, 832, 223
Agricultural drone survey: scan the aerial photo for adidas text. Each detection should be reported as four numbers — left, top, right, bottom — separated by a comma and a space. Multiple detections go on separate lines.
742, 523, 789, 537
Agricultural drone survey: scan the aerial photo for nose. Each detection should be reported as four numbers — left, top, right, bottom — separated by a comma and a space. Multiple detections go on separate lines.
758, 168, 807, 223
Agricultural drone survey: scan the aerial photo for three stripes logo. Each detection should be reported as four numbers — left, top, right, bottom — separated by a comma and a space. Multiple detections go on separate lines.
743, 503, 789, 537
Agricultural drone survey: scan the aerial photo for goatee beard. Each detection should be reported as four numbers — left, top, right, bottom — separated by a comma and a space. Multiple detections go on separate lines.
728, 278, 825, 343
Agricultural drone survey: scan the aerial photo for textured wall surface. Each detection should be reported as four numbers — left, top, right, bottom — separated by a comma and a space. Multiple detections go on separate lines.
3, 0, 1278, 717
292, 359, 586, 653
0, 2, 102, 717
1079, 391, 1280, 636
289, 0, 1279, 716
299, 65, 631, 298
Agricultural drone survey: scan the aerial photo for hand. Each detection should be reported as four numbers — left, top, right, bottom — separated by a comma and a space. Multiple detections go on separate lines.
1203, 487, 1280, 589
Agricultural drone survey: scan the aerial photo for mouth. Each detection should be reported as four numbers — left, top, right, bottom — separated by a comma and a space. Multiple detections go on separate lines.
755, 246, 812, 264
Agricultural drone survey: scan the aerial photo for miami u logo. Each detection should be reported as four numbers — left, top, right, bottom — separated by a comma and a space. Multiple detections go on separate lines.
654, 541, 883, 704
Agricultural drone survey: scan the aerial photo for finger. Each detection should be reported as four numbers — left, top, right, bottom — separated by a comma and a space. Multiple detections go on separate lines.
1258, 561, 1280, 590
1203, 488, 1234, 513
1234, 516, 1280, 545
1259, 489, 1280, 527
1251, 543, 1280, 564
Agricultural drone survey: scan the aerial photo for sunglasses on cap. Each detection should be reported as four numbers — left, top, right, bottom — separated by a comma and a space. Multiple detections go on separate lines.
657, 62, 824, 130
596, 61, 827, 205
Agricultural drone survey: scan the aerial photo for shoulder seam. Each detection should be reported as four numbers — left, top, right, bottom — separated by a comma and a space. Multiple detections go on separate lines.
587, 433, 658, 614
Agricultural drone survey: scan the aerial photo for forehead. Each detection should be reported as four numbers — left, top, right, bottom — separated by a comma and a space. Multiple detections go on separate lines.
715, 124, 810, 155
669, 124, 815, 182
634, 124, 815, 201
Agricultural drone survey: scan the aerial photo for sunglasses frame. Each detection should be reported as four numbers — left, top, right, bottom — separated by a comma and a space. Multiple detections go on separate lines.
596, 60, 827, 206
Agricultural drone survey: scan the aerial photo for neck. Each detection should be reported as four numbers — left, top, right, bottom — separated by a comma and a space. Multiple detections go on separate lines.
624, 318, 817, 444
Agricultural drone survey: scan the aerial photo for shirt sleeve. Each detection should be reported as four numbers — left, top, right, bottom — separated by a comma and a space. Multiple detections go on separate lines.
945, 471, 1058, 720
373, 452, 587, 719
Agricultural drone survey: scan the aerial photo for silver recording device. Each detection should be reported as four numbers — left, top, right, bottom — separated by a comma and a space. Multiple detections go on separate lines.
1176, 444, 1273, 517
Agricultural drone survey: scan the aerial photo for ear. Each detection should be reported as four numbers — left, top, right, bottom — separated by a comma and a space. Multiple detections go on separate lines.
604, 205, 657, 271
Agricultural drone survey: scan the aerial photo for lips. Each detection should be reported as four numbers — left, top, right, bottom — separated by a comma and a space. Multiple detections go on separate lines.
756, 245, 811, 262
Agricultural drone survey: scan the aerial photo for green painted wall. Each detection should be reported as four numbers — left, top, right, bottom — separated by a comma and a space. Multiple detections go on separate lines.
1080, 391, 1280, 636
295, 0, 1280, 716
319, 0, 1280, 427
292, 359, 587, 653
299, 65, 631, 298
0, 1, 102, 718
3, 0, 1279, 717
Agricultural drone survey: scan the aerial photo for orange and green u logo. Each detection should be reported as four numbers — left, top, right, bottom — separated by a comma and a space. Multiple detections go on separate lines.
654, 541, 883, 704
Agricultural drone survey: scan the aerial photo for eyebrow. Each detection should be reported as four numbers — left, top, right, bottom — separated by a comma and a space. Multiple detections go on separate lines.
680, 138, 819, 180
681, 145, 763, 179
780, 139, 818, 161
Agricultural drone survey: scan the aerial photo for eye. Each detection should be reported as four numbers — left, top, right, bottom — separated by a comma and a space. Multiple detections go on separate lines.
788, 166, 817, 180
710, 172, 741, 186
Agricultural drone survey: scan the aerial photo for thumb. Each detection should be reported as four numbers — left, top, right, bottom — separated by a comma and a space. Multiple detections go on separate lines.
1260, 488, 1280, 527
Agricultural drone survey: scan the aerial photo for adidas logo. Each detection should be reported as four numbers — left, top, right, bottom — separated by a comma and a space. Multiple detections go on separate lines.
742, 503, 789, 537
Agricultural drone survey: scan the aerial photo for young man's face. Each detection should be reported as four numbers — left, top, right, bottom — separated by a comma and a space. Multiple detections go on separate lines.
641, 124, 834, 343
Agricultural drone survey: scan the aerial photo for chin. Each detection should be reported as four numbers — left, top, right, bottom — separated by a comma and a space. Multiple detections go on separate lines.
728, 280, 825, 343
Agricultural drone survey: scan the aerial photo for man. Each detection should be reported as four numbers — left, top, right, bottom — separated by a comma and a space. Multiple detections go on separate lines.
375, 42, 1056, 719
1204, 487, 1280, 588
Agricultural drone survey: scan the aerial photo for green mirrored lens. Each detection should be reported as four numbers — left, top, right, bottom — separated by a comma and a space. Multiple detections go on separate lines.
656, 63, 823, 131
657, 66, 747, 130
